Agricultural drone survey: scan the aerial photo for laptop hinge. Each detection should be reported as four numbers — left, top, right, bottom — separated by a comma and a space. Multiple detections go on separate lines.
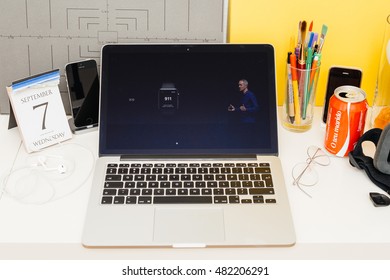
120, 154, 257, 161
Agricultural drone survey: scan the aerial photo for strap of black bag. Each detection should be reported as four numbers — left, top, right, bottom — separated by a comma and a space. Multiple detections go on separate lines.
348, 128, 390, 194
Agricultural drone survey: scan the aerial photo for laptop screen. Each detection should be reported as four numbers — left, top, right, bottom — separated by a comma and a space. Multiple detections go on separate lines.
99, 44, 278, 156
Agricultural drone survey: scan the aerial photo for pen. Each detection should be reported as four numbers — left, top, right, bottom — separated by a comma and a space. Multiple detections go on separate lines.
308, 53, 320, 93
302, 47, 313, 119
289, 53, 301, 125
307, 32, 314, 50
311, 33, 318, 49
287, 52, 295, 123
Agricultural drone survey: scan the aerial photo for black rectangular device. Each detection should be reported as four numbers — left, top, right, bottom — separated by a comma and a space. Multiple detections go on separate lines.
322, 66, 362, 123
65, 59, 100, 129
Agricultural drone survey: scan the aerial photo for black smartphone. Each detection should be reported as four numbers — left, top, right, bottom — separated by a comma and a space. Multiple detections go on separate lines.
322, 66, 362, 123
65, 59, 99, 129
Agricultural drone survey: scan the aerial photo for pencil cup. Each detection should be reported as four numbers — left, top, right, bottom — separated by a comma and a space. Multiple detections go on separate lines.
282, 64, 321, 132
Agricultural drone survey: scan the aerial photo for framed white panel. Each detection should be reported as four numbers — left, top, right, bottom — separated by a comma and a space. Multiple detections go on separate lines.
0, 0, 228, 114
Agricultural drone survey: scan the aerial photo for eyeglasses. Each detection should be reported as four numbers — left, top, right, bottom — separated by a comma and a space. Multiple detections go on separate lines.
292, 146, 330, 198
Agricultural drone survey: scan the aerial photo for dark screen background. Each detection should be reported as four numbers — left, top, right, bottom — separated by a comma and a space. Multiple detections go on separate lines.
99, 44, 278, 156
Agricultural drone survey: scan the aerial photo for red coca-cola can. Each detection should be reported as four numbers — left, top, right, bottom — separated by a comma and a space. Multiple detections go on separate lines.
324, 86, 368, 157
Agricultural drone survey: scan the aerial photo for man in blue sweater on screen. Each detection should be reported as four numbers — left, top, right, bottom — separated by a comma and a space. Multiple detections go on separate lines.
228, 79, 259, 123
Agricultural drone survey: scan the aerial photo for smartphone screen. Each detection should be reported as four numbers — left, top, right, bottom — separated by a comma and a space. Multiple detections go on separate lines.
322, 67, 362, 123
65, 59, 99, 128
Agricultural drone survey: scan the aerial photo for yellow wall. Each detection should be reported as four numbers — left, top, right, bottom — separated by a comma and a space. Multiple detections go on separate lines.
228, 0, 390, 106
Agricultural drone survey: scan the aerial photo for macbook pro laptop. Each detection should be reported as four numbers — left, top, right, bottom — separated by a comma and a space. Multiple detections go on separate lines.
82, 44, 296, 247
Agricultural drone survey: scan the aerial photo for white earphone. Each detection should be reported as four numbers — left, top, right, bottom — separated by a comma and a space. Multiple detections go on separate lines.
34, 155, 67, 174
1, 142, 94, 205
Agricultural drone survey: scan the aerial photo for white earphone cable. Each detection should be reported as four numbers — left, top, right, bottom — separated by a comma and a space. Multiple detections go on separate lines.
0, 142, 95, 205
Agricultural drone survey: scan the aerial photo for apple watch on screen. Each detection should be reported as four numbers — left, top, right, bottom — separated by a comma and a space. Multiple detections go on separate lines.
158, 82, 179, 114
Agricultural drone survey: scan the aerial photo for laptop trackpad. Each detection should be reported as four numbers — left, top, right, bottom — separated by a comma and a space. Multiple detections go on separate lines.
153, 208, 225, 244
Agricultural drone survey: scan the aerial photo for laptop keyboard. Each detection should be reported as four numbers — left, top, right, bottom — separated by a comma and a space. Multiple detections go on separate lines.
101, 162, 277, 205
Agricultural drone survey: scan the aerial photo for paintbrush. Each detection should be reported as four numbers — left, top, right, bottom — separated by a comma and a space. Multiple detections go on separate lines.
297, 21, 307, 71
297, 20, 307, 106
317, 24, 328, 54
295, 21, 302, 59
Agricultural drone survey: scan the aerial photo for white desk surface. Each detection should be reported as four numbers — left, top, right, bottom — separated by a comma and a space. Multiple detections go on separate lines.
0, 108, 389, 260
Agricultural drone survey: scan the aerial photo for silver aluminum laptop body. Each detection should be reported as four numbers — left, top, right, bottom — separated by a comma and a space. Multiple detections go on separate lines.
82, 44, 296, 247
